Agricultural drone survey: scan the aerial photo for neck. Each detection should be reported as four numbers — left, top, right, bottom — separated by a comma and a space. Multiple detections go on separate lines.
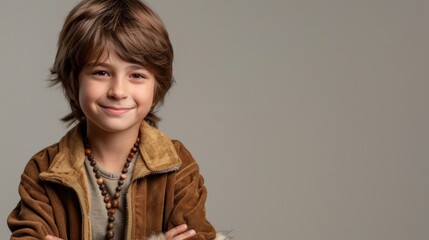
85, 123, 140, 173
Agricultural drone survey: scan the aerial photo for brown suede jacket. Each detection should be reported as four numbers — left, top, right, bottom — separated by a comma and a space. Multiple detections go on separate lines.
8, 121, 216, 239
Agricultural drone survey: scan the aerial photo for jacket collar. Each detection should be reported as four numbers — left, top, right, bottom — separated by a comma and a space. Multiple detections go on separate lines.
40, 121, 181, 185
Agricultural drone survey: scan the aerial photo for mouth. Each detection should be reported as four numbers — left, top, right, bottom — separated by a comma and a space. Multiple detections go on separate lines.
100, 105, 134, 116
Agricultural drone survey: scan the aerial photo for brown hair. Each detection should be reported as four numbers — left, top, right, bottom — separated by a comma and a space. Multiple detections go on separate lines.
50, 0, 174, 127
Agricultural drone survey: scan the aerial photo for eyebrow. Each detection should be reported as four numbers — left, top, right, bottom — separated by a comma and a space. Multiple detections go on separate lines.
85, 62, 147, 70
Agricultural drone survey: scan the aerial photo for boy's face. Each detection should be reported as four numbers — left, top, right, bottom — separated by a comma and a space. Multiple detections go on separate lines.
78, 50, 155, 135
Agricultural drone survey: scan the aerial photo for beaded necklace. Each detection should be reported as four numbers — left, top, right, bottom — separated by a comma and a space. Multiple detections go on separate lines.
83, 135, 140, 240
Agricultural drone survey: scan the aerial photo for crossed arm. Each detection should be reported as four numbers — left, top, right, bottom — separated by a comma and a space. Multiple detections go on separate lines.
46, 224, 196, 240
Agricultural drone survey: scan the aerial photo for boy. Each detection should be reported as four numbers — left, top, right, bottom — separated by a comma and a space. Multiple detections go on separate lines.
8, 0, 227, 239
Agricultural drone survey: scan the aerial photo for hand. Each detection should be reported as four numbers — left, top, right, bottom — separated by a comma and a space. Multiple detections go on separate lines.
164, 224, 196, 240
46, 225, 196, 240
45, 235, 63, 240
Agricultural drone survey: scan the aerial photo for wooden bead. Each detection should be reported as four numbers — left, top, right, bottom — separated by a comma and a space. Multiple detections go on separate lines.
106, 202, 112, 209
107, 223, 114, 230
106, 230, 114, 239
104, 195, 110, 203
97, 178, 104, 185
108, 208, 115, 216
114, 192, 120, 199
112, 199, 119, 208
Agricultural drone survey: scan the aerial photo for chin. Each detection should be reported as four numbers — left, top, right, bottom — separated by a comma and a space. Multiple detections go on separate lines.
90, 119, 142, 134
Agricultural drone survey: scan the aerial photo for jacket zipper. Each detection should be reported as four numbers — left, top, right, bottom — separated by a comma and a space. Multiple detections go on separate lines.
124, 166, 180, 239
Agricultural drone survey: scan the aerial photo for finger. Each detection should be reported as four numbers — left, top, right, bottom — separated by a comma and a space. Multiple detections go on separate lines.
171, 229, 196, 240
164, 224, 188, 239
46, 235, 63, 240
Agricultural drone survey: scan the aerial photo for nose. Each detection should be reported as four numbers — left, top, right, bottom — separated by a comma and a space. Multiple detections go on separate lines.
107, 77, 128, 100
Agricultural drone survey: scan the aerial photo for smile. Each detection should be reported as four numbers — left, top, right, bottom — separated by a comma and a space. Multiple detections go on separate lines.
100, 105, 133, 116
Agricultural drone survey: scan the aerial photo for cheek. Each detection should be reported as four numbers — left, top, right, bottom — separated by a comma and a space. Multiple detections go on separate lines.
138, 80, 156, 104
78, 84, 89, 107
134, 88, 155, 106
78, 81, 100, 107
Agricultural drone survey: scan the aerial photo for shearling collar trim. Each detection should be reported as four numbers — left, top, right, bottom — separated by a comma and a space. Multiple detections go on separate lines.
40, 121, 181, 184
137, 121, 182, 173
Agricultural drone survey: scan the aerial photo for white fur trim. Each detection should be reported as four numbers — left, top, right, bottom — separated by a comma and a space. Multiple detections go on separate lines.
147, 234, 166, 240
215, 231, 232, 240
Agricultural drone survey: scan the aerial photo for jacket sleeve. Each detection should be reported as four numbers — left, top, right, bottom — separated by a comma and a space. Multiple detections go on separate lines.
167, 140, 217, 240
8, 152, 60, 239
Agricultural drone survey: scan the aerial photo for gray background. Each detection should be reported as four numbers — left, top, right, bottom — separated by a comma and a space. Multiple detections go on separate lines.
1, 0, 428, 239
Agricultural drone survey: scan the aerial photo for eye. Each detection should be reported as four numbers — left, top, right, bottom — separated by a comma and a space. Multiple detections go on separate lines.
93, 70, 109, 77
130, 73, 146, 79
